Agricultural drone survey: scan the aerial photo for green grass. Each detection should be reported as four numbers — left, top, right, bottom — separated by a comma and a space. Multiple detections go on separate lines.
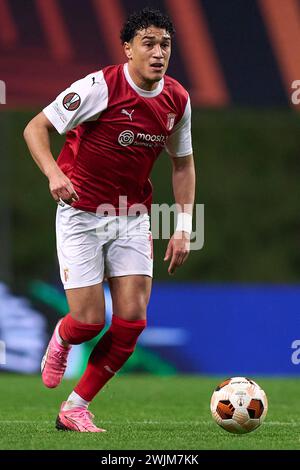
0, 373, 299, 450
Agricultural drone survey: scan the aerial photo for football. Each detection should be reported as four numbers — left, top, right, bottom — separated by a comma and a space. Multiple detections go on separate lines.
210, 377, 268, 434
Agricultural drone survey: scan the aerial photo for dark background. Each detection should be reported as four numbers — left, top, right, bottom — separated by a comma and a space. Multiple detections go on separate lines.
0, 0, 300, 287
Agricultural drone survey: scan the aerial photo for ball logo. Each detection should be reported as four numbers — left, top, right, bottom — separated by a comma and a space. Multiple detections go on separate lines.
63, 92, 81, 111
118, 130, 135, 146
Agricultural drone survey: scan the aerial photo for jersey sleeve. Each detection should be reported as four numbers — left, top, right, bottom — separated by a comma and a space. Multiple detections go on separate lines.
165, 96, 193, 157
43, 70, 108, 134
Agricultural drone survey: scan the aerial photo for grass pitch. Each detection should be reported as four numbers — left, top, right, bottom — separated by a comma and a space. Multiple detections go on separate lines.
0, 373, 299, 450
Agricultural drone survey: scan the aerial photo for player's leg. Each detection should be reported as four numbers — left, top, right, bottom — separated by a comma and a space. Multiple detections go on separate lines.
56, 213, 152, 432
73, 275, 151, 404
59, 283, 106, 343
108, 274, 151, 321
41, 283, 106, 389
69, 214, 153, 407
57, 276, 150, 433
42, 204, 106, 389
54, 283, 108, 432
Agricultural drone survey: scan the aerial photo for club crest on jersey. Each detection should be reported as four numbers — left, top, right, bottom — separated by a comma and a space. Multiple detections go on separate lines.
63, 92, 81, 111
167, 113, 176, 131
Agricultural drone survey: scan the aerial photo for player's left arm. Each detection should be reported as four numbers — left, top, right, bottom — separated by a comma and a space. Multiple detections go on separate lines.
164, 153, 195, 275
164, 93, 195, 275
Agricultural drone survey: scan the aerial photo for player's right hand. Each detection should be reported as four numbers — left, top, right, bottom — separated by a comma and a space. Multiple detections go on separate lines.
48, 169, 79, 204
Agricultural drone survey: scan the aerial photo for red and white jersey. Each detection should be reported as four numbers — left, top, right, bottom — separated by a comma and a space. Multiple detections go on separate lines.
43, 63, 193, 213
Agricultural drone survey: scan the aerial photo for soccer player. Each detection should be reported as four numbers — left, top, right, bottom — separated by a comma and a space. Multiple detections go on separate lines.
23, 8, 195, 432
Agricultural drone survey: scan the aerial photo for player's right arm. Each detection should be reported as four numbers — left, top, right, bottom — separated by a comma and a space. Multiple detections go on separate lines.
23, 112, 79, 204
24, 70, 108, 204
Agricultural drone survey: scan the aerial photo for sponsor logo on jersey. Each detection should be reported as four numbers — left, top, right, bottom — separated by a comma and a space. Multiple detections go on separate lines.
167, 113, 176, 131
118, 130, 135, 146
121, 109, 135, 121
136, 132, 167, 144
118, 130, 167, 148
63, 92, 81, 111
53, 103, 67, 123
91, 76, 100, 86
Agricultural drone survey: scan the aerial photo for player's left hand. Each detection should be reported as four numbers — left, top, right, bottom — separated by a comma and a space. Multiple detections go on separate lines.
164, 231, 190, 275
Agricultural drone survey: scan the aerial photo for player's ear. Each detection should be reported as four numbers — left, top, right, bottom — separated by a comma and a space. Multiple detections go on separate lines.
124, 42, 133, 60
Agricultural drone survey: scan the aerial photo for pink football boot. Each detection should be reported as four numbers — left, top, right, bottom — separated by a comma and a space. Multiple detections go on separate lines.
41, 320, 71, 388
56, 402, 106, 432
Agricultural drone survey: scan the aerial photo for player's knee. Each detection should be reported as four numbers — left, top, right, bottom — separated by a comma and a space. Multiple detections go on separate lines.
71, 309, 104, 325
117, 302, 147, 322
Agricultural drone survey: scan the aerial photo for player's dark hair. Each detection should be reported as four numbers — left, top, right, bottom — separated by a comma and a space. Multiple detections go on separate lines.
120, 7, 175, 43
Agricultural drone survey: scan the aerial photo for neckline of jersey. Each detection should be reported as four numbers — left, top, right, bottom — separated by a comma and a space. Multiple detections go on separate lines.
123, 63, 164, 98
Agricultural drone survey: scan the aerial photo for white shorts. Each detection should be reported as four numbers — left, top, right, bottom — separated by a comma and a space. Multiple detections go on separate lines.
56, 204, 153, 289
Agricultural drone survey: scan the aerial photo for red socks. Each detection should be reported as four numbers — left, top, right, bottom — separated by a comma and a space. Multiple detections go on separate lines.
58, 314, 146, 402
74, 314, 146, 402
59, 313, 104, 345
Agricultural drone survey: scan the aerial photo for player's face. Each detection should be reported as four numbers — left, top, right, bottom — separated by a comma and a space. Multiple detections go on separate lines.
124, 26, 171, 91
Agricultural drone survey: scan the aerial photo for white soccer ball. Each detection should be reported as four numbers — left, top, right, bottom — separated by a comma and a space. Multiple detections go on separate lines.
210, 377, 268, 434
